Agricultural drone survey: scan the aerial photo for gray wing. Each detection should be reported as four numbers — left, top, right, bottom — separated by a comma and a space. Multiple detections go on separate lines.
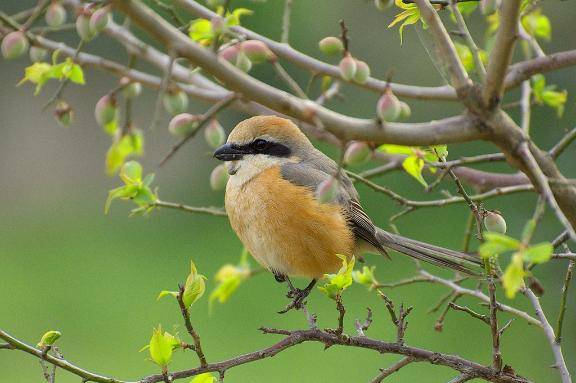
280, 161, 384, 252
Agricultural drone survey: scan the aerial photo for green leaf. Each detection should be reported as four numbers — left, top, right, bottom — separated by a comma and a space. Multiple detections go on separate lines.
378, 144, 414, 156
502, 253, 526, 299
68, 62, 85, 84
388, 0, 420, 45
454, 42, 474, 72
525, 242, 553, 264
190, 373, 216, 383
522, 10, 551, 41
189, 19, 214, 46
225, 8, 253, 26
105, 132, 144, 176
318, 254, 355, 300
541, 89, 567, 117
183, 261, 207, 307
104, 185, 137, 214
37, 330, 61, 347
457, 2, 477, 16
120, 160, 143, 184
209, 250, 252, 311
146, 325, 180, 368
352, 266, 378, 289
157, 290, 179, 300
479, 232, 521, 258
402, 156, 426, 187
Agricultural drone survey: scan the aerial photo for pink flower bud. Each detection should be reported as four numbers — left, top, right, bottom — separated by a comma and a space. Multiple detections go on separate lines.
318, 36, 344, 56
162, 89, 189, 116
45, 3, 67, 27
168, 113, 201, 137
315, 177, 339, 204
120, 77, 142, 99
89, 6, 111, 34
240, 40, 275, 64
204, 119, 226, 149
217, 45, 240, 63
54, 101, 73, 127
344, 142, 371, 166
1, 31, 29, 59
399, 101, 411, 120
353, 60, 370, 84
211, 16, 225, 35
94, 94, 117, 127
339, 54, 357, 81
376, 88, 402, 122
29, 46, 48, 62
484, 211, 507, 234
210, 164, 229, 191
76, 13, 95, 41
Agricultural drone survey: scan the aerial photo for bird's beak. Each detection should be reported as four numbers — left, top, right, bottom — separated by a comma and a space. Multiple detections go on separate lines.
213, 143, 245, 161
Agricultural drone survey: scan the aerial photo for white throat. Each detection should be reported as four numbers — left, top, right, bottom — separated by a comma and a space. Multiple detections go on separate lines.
226, 155, 289, 188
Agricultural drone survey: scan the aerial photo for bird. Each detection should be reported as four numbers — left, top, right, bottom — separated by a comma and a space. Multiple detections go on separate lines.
213, 115, 482, 312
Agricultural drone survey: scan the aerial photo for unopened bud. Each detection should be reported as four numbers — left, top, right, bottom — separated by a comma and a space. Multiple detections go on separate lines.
168, 113, 200, 137
89, 6, 111, 34
29, 46, 48, 62
353, 60, 370, 84
484, 211, 507, 234
344, 141, 371, 166
240, 40, 275, 64
235, 51, 252, 73
210, 164, 229, 191
399, 101, 411, 120
218, 44, 240, 63
94, 94, 117, 127
339, 54, 357, 81
211, 16, 225, 35
120, 77, 141, 99
1, 31, 29, 59
315, 177, 339, 204
37, 331, 61, 348
318, 36, 344, 56
76, 12, 95, 41
204, 119, 226, 149
376, 88, 402, 122
162, 89, 189, 116
54, 101, 73, 127
45, 3, 67, 27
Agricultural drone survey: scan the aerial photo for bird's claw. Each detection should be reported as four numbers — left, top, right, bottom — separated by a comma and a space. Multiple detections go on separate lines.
278, 288, 308, 314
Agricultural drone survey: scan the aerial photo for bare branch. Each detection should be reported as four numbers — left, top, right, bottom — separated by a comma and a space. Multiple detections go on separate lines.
483, 0, 521, 106
370, 356, 415, 383
151, 200, 227, 217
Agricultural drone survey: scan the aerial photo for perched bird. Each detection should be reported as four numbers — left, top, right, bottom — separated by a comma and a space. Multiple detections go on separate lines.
214, 116, 481, 312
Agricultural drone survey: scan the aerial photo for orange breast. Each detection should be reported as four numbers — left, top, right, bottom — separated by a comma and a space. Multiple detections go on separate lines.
225, 166, 354, 279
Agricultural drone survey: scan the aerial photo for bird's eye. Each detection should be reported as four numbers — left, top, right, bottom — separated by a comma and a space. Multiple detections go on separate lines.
252, 139, 268, 151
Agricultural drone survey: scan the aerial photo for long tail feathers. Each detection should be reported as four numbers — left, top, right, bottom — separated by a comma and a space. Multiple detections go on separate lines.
375, 228, 483, 276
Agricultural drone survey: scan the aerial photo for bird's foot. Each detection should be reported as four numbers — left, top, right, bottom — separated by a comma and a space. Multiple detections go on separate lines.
278, 279, 317, 314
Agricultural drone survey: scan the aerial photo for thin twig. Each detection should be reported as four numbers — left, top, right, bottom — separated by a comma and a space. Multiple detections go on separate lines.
370, 356, 415, 383
449, 0, 486, 79
280, 0, 292, 44
555, 248, 574, 343
151, 200, 227, 216
177, 284, 208, 366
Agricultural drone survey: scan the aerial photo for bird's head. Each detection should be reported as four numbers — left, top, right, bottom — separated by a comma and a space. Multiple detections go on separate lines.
214, 116, 313, 178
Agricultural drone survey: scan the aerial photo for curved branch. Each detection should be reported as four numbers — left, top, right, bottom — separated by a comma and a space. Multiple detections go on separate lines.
112, 0, 484, 146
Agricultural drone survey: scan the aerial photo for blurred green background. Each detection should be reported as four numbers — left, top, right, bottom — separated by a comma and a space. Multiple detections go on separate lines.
1, 1, 575, 382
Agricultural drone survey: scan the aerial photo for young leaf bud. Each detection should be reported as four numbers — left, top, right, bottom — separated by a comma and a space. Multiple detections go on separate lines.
89, 6, 111, 34
339, 54, 357, 81
484, 211, 507, 234
37, 331, 61, 348
168, 113, 200, 137
344, 141, 371, 166
376, 87, 402, 122
315, 177, 339, 204
182, 261, 206, 307
29, 46, 48, 62
318, 36, 344, 56
353, 60, 370, 84
120, 77, 142, 99
210, 164, 229, 191
217, 44, 240, 63
45, 2, 67, 27
374, 0, 394, 11
235, 51, 252, 73
1, 31, 29, 59
399, 101, 411, 120
240, 40, 275, 64
204, 119, 226, 149
94, 94, 117, 127
54, 101, 73, 127
352, 266, 377, 287
76, 13, 95, 41
162, 89, 189, 116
